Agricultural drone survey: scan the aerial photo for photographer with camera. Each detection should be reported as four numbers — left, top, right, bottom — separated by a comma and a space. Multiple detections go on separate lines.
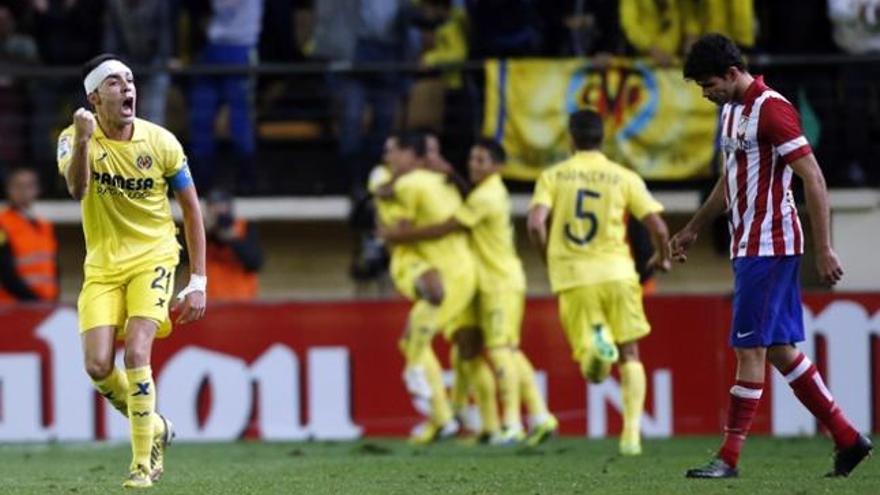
204, 190, 264, 301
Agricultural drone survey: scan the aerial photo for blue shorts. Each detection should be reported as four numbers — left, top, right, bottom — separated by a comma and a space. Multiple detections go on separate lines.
730, 256, 804, 348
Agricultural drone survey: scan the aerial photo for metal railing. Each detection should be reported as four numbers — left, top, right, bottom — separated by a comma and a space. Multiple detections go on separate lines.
1, 54, 878, 197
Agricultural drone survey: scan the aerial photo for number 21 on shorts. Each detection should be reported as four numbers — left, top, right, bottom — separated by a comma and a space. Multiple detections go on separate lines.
150, 266, 173, 294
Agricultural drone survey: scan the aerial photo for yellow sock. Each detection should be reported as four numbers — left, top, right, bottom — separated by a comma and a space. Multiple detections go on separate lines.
421, 348, 453, 426
92, 366, 129, 416
401, 301, 450, 425
619, 361, 646, 445
404, 300, 438, 364
126, 366, 156, 470
94, 367, 164, 437
488, 347, 520, 430
514, 350, 548, 418
463, 356, 499, 434
449, 346, 469, 412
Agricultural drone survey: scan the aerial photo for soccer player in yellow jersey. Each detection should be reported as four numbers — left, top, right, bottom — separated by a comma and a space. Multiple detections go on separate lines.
527, 109, 671, 456
376, 132, 501, 443
369, 135, 458, 443
371, 133, 459, 442
381, 138, 558, 445
57, 54, 207, 488
368, 138, 432, 303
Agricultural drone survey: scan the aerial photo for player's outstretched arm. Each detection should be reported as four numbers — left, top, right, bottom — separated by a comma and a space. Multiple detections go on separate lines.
378, 217, 463, 244
670, 175, 726, 263
66, 108, 96, 200
379, 219, 416, 247
173, 185, 207, 324
641, 212, 672, 272
789, 153, 844, 286
527, 205, 550, 265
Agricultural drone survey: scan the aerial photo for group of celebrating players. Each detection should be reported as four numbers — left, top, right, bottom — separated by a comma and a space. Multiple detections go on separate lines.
58, 32, 871, 489
371, 132, 559, 447
369, 111, 666, 456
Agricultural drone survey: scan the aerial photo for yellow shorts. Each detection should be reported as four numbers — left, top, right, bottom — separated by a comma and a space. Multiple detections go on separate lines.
78, 257, 178, 339
390, 249, 431, 301
558, 279, 650, 362
478, 289, 524, 348
437, 268, 478, 340
401, 266, 478, 362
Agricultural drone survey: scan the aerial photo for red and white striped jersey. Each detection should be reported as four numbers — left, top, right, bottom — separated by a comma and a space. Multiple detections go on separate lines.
719, 76, 812, 258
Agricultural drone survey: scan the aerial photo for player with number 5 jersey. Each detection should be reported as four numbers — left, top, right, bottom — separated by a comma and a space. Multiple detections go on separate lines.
528, 109, 672, 456
57, 54, 207, 488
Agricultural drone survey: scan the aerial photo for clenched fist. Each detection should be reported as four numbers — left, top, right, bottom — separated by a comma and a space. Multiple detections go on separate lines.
73, 108, 96, 142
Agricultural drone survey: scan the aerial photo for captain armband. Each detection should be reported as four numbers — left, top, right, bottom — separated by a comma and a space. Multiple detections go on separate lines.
168, 162, 194, 191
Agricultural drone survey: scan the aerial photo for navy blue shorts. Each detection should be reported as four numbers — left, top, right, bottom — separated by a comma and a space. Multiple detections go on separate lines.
730, 256, 804, 348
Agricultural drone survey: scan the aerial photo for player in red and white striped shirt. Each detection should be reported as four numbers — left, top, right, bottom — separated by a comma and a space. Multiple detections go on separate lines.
671, 34, 871, 479
718, 77, 809, 258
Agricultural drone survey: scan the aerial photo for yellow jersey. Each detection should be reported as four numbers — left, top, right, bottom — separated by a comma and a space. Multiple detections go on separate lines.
57, 118, 187, 273
368, 165, 404, 227
453, 173, 525, 292
369, 165, 427, 294
393, 169, 475, 276
530, 150, 663, 292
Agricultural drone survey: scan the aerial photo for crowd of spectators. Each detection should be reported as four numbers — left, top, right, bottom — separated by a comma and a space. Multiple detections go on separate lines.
0, 0, 878, 201
2, 0, 880, 300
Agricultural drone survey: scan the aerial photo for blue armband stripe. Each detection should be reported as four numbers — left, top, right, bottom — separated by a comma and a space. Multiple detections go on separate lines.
168, 164, 194, 191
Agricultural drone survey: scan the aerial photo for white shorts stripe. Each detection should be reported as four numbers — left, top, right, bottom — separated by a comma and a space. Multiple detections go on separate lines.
730, 385, 764, 400
784, 355, 812, 383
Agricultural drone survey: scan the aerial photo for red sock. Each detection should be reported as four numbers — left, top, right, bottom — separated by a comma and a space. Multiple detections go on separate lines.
783, 353, 859, 450
718, 380, 763, 468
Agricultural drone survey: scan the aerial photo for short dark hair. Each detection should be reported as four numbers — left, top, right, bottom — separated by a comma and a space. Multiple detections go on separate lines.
412, 128, 438, 152
683, 34, 746, 81
81, 53, 125, 81
473, 137, 506, 164
390, 131, 427, 157
568, 109, 604, 150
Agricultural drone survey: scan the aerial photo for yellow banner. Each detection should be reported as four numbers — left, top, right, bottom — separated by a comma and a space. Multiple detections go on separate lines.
482, 59, 718, 181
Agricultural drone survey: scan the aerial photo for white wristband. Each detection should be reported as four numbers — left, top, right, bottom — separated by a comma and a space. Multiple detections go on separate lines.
177, 274, 207, 300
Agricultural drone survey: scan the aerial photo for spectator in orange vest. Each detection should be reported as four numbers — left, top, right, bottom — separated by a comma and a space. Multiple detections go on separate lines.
205, 190, 263, 301
0, 167, 59, 303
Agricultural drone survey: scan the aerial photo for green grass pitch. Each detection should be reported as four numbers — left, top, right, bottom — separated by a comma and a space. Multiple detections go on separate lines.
2, 436, 877, 494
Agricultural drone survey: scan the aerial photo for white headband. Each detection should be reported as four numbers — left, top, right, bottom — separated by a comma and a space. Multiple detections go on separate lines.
83, 60, 132, 95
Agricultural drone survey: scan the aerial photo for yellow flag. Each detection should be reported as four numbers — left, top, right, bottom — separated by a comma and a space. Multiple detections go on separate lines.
482, 58, 718, 181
